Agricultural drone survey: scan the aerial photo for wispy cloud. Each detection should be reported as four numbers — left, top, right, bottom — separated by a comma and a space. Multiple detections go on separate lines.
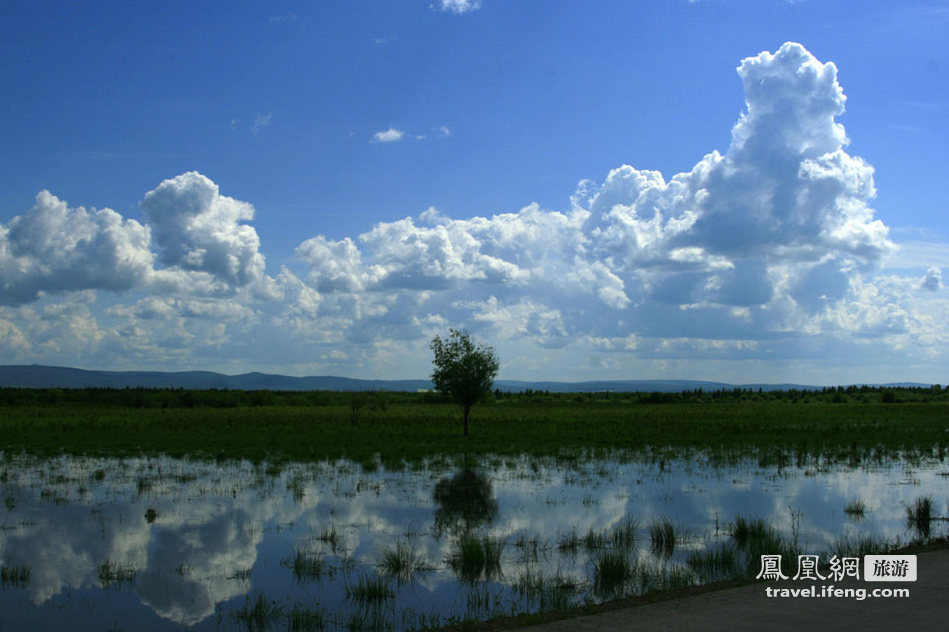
436, 0, 482, 15
269, 14, 299, 24
371, 128, 405, 143
251, 113, 272, 134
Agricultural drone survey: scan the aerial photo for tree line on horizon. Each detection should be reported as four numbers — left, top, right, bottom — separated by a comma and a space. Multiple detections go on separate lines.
0, 383, 945, 409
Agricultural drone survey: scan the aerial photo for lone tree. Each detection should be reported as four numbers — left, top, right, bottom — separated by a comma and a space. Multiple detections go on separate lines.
430, 329, 500, 437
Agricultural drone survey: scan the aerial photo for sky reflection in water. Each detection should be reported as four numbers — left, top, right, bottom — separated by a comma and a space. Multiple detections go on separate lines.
0, 452, 946, 630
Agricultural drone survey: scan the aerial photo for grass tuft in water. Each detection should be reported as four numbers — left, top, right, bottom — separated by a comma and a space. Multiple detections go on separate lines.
843, 498, 867, 519
609, 518, 639, 549
513, 567, 578, 611
346, 608, 394, 632
686, 544, 740, 582
318, 525, 343, 552
592, 549, 634, 597
448, 534, 504, 583
98, 558, 136, 588
829, 534, 893, 559
282, 550, 325, 582
345, 574, 395, 605
648, 518, 678, 558
287, 602, 327, 631
729, 515, 769, 549
0, 565, 31, 588
906, 496, 934, 537
234, 593, 282, 630
378, 540, 431, 582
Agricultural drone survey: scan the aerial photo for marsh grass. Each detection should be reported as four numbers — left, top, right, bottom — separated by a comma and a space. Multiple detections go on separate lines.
592, 549, 634, 597
609, 518, 639, 549
287, 602, 326, 632
729, 515, 769, 549
513, 567, 578, 611
345, 574, 395, 605
235, 593, 282, 630
0, 565, 31, 588
583, 528, 606, 551
318, 525, 343, 552
511, 534, 547, 563
635, 563, 696, 595
378, 540, 431, 583
557, 529, 581, 556
5, 396, 946, 464
464, 582, 508, 620
346, 607, 394, 632
282, 550, 325, 582
843, 499, 867, 519
686, 544, 740, 582
648, 518, 679, 558
448, 534, 504, 583
98, 558, 136, 588
906, 496, 933, 538
736, 524, 799, 577
829, 534, 893, 559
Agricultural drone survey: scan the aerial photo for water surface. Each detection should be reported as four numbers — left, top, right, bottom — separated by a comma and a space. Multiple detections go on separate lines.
0, 450, 946, 630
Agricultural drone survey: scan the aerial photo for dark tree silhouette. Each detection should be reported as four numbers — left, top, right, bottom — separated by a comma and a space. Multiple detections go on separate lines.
430, 329, 500, 437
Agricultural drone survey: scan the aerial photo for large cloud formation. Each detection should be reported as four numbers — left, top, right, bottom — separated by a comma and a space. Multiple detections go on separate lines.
0, 43, 944, 379
0, 191, 152, 305
296, 43, 900, 342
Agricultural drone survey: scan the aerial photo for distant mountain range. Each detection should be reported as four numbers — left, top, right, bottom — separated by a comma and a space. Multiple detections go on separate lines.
0, 364, 931, 393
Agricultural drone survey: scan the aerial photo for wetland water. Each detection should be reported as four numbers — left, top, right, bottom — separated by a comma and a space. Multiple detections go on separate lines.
1, 450, 947, 631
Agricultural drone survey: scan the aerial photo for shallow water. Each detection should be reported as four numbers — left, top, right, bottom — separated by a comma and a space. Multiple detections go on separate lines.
0, 451, 946, 630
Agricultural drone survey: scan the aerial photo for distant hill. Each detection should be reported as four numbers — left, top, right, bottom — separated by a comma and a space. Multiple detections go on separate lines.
0, 365, 431, 392
0, 365, 929, 393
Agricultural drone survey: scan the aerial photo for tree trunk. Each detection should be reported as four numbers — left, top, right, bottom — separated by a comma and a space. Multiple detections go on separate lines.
463, 404, 471, 437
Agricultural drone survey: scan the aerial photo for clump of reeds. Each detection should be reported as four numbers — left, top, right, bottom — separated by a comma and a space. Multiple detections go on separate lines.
557, 529, 580, 555
583, 527, 606, 551
317, 525, 342, 552
447, 534, 504, 583
98, 558, 136, 588
346, 608, 394, 632
345, 574, 394, 605
843, 499, 866, 519
513, 568, 577, 611
726, 514, 802, 577
829, 534, 892, 559
648, 518, 678, 558
234, 593, 282, 629
729, 515, 771, 547
0, 565, 31, 588
609, 518, 639, 549
378, 540, 431, 583
906, 496, 934, 538
592, 549, 634, 597
686, 544, 740, 582
282, 550, 325, 582
512, 534, 546, 563
287, 602, 326, 632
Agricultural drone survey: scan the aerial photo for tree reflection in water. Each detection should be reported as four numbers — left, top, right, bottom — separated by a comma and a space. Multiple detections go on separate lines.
432, 466, 498, 537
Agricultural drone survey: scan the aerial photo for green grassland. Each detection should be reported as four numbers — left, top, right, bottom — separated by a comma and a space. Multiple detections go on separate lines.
0, 386, 946, 464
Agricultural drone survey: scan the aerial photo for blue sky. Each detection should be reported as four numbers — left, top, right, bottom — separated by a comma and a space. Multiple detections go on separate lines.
1, 0, 947, 384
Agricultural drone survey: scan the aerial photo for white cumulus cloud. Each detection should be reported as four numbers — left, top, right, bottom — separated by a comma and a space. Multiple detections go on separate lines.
141, 172, 268, 289
0, 191, 153, 305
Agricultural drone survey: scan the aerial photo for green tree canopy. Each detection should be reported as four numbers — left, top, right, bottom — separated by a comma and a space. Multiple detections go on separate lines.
430, 329, 500, 436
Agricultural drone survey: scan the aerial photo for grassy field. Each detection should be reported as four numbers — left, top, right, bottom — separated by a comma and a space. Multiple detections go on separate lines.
1, 387, 947, 464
